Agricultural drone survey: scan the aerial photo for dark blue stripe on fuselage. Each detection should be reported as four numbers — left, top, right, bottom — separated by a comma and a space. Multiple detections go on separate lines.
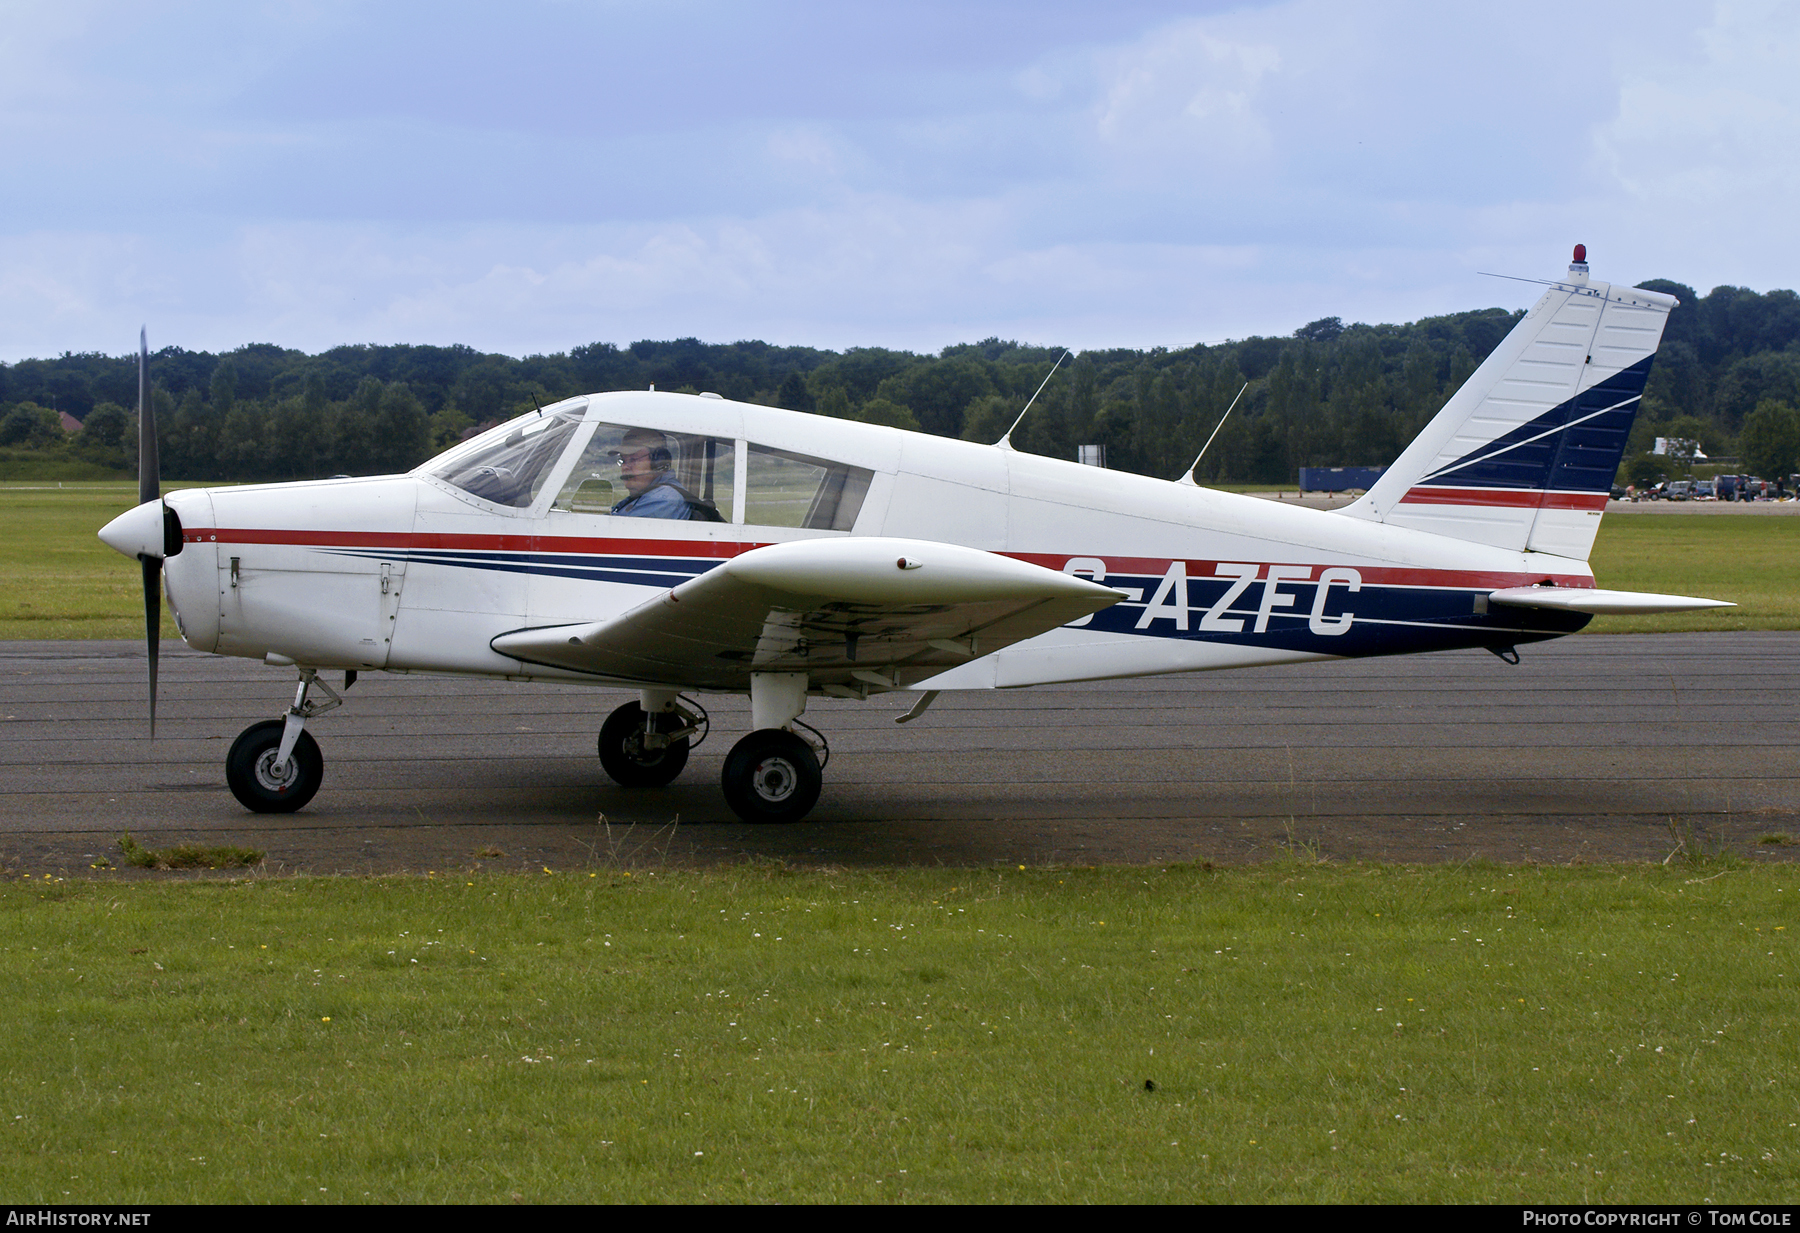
1078, 569, 1587, 655
323, 548, 1582, 658
322, 547, 722, 590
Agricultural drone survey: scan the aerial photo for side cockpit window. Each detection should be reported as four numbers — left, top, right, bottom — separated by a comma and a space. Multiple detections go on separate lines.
428, 405, 874, 529
430, 405, 586, 508
555, 423, 733, 522
744, 444, 873, 530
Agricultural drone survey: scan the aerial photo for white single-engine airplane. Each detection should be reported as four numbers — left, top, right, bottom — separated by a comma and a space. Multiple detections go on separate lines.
101, 248, 1729, 823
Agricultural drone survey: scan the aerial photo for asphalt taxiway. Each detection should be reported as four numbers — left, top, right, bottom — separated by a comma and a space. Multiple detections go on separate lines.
2, 632, 1794, 874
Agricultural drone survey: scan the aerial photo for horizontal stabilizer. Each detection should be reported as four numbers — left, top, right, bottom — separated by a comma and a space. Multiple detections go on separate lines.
1486, 586, 1734, 615
491, 537, 1123, 690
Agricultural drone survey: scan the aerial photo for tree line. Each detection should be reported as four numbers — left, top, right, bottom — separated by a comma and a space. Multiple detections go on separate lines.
4, 280, 1798, 484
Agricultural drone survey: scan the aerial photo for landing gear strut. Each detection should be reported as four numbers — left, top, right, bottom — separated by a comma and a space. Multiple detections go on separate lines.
225, 668, 343, 813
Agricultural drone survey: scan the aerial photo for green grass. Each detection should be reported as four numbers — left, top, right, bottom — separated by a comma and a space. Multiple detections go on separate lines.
0, 483, 185, 640
1586, 516, 1797, 633
3, 863, 1798, 1203
116, 833, 266, 870
0, 482, 1789, 639
0, 450, 134, 482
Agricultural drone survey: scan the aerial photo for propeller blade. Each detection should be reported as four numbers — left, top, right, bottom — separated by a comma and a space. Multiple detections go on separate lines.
138, 327, 161, 736
139, 326, 158, 505
141, 555, 161, 739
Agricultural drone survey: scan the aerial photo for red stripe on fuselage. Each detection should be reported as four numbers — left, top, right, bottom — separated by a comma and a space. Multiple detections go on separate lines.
1398, 487, 1609, 511
182, 528, 1595, 591
186, 527, 758, 557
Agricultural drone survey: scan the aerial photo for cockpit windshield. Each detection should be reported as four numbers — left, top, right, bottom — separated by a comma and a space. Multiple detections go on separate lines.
426, 401, 589, 508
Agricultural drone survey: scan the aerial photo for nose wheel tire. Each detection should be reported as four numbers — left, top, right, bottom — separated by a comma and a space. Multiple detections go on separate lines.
225, 719, 323, 814
720, 729, 821, 823
598, 702, 690, 788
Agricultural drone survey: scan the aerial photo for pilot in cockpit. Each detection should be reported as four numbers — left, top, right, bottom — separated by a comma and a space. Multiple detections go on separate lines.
609, 427, 696, 519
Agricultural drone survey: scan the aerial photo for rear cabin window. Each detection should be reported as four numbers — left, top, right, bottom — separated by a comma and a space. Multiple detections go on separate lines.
743, 444, 872, 531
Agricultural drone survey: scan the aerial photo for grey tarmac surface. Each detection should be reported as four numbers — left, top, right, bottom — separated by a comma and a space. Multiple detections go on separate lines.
2, 632, 1796, 875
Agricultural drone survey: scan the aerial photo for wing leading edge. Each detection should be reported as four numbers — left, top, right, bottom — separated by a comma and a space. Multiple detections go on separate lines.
490, 537, 1124, 693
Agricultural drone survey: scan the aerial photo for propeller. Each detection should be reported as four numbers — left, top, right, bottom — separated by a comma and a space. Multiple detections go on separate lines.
98, 330, 182, 737
138, 327, 160, 737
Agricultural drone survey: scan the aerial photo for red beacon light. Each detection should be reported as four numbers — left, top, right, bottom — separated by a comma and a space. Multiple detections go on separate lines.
1573, 243, 1587, 263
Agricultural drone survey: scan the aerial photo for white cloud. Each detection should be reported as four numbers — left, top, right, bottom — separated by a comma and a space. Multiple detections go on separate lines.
3, 1, 1799, 362
1091, 23, 1281, 162
1595, 0, 1800, 288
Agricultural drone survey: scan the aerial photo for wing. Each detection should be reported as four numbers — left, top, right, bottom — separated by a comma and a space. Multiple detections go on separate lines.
490, 536, 1123, 693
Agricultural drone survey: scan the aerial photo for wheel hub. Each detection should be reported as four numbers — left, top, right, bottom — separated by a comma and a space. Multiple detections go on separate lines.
252, 749, 299, 793
751, 756, 797, 803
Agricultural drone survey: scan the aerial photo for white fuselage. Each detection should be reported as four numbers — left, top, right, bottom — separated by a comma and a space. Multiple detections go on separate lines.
157, 392, 1593, 694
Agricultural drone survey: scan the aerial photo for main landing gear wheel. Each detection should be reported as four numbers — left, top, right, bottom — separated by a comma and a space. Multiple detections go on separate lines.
225, 719, 323, 814
720, 729, 821, 824
598, 702, 690, 788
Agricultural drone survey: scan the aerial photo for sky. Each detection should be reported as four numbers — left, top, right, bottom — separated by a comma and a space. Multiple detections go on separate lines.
2, 0, 1797, 362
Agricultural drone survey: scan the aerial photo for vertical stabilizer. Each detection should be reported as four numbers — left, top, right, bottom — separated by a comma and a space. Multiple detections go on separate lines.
1341, 249, 1676, 560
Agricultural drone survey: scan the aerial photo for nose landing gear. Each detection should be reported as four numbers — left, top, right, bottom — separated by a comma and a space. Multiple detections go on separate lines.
225, 668, 345, 813
226, 720, 323, 813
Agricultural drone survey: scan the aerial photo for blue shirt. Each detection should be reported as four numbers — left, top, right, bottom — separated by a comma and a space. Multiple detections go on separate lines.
611, 474, 693, 520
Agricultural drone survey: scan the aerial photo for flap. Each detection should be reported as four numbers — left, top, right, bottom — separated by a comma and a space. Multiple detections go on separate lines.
491, 536, 1123, 690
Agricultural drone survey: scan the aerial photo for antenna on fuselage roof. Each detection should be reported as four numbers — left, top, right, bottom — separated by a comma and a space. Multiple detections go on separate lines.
1177, 382, 1249, 487
995, 351, 1072, 451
